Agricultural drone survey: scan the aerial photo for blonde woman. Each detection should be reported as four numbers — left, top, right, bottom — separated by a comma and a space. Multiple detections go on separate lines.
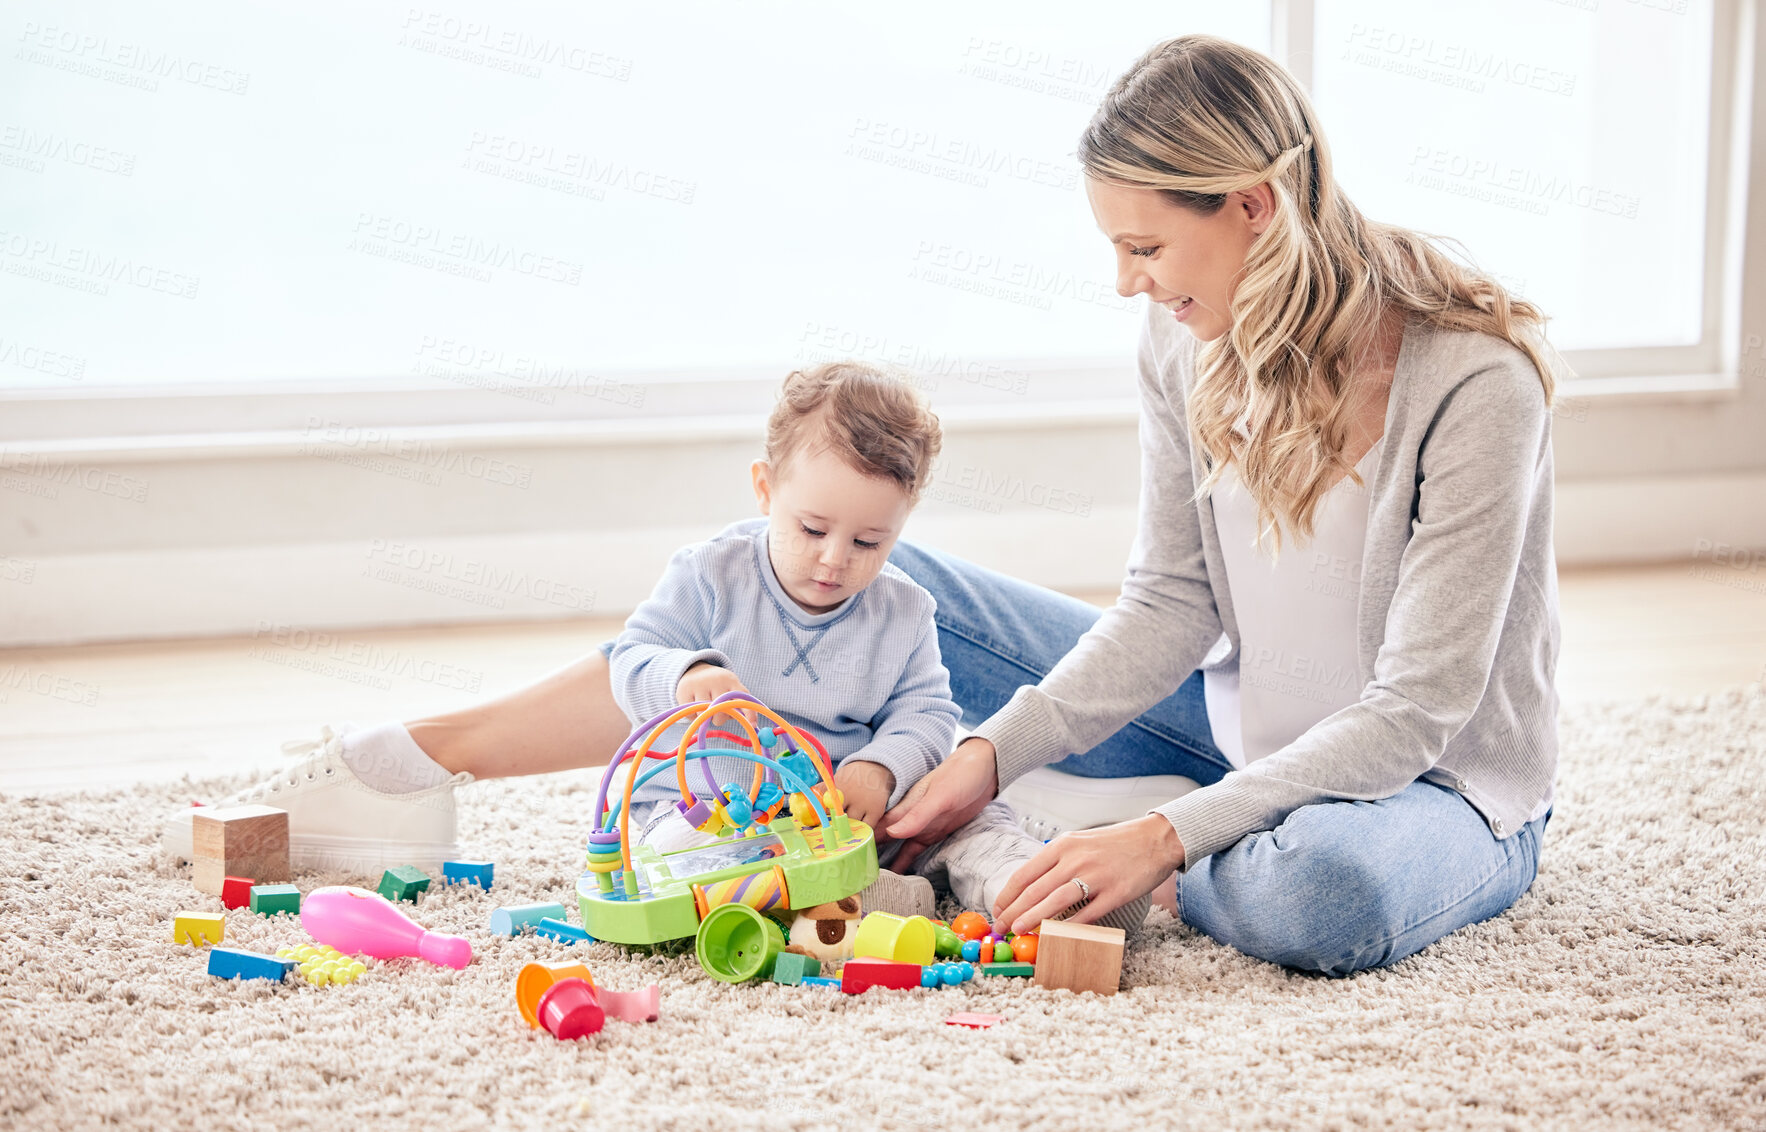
163, 35, 1558, 977
882, 34, 1562, 975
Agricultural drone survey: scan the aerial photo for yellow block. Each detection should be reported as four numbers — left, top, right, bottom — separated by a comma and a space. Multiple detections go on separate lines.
173, 911, 225, 948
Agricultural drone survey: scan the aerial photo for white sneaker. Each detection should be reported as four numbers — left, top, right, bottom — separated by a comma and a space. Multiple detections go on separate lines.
159, 724, 471, 876
999, 765, 1202, 842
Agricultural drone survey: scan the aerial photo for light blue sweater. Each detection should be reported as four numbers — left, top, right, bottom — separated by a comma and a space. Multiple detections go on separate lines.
609, 517, 960, 813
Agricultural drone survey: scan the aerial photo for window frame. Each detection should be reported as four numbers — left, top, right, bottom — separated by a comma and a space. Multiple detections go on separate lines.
3, 0, 1752, 445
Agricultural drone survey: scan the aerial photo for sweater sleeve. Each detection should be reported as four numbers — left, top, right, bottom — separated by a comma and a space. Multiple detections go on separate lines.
842, 609, 961, 810
608, 543, 733, 726
1153, 353, 1552, 869
967, 308, 1225, 792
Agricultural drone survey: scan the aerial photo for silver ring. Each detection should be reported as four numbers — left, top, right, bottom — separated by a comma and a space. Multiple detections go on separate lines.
1070, 877, 1091, 903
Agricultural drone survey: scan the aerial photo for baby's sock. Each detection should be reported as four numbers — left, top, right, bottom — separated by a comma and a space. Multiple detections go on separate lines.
340, 721, 453, 794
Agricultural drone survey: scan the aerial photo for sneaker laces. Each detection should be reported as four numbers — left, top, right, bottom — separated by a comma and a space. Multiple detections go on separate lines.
1018, 812, 1067, 844
235, 725, 348, 801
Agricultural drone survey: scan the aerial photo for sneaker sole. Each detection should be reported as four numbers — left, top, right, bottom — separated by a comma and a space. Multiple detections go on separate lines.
290, 834, 459, 878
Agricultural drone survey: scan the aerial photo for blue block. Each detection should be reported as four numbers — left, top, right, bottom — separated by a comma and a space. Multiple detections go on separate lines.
442, 860, 495, 889
208, 947, 296, 983
488, 902, 568, 936
800, 976, 841, 988
534, 917, 593, 945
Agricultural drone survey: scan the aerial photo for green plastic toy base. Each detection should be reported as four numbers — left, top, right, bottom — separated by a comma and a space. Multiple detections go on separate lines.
578, 816, 877, 947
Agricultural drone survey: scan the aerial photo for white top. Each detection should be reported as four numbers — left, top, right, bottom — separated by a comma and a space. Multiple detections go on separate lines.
1203, 433, 1552, 823
1204, 440, 1381, 771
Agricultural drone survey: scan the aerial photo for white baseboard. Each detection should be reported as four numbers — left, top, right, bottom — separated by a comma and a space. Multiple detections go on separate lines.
6, 475, 1763, 647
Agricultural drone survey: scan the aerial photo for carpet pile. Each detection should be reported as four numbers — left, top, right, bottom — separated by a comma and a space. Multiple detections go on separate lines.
2, 688, 1762, 1130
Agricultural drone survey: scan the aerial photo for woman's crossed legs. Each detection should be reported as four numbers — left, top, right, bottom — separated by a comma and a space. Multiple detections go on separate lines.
883, 539, 1551, 977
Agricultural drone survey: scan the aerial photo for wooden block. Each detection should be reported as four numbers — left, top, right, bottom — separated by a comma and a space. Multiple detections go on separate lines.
839, 957, 921, 994
173, 911, 225, 947
770, 951, 822, 986
220, 876, 255, 910
249, 883, 302, 917
1032, 920, 1125, 996
208, 947, 296, 982
945, 1012, 1004, 1029
377, 865, 431, 902
441, 860, 494, 888
192, 805, 289, 896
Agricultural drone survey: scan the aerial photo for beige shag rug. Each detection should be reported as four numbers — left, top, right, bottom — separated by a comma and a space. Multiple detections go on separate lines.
3, 689, 1764, 1131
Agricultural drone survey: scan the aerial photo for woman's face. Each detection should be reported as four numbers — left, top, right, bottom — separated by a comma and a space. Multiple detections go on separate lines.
1085, 176, 1274, 343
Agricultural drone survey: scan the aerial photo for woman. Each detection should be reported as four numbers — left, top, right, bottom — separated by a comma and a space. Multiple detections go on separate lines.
168, 36, 1560, 977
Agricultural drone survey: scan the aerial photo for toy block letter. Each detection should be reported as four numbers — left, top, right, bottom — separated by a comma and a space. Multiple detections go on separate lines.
192, 805, 289, 896
173, 911, 225, 947
1032, 920, 1125, 996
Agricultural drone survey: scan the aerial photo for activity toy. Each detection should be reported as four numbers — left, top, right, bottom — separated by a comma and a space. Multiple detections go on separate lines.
302, 885, 472, 969
248, 883, 301, 917
192, 804, 289, 896
173, 911, 223, 947
442, 860, 495, 888
207, 947, 296, 982
377, 866, 430, 902
578, 695, 878, 980
1032, 920, 1126, 995
489, 902, 568, 936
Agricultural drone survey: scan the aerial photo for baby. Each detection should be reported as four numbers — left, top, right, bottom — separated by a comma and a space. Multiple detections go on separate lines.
601, 360, 1054, 919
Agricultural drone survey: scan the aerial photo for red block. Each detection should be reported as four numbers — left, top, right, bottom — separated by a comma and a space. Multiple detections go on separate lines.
220, 876, 255, 911
945, 1012, 1004, 1029
840, 957, 922, 994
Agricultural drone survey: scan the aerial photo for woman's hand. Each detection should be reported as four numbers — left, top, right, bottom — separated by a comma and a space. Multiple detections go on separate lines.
878, 737, 1000, 871
832, 760, 895, 829
991, 814, 1187, 936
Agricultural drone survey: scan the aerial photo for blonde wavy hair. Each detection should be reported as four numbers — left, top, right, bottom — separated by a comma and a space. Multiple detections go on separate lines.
1079, 35, 1562, 553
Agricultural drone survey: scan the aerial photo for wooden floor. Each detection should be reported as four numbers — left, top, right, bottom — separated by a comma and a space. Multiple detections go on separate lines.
2, 561, 1761, 793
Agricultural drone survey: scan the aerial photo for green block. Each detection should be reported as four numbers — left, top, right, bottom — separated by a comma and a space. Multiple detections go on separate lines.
378, 866, 431, 903
769, 951, 823, 987
978, 962, 1035, 978
248, 884, 301, 917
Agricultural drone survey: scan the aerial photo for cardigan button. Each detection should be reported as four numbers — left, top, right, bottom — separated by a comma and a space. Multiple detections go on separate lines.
1454, 777, 1467, 791
1494, 818, 1506, 834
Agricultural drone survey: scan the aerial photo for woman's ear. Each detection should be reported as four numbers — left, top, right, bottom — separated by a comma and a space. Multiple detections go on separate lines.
751, 459, 773, 515
1237, 183, 1277, 236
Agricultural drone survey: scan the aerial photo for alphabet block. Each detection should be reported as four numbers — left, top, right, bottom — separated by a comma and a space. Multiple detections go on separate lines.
220, 876, 255, 910
1031, 920, 1125, 996
192, 805, 289, 896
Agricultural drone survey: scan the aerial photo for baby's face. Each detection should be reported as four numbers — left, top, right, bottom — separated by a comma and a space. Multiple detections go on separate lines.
752, 446, 914, 615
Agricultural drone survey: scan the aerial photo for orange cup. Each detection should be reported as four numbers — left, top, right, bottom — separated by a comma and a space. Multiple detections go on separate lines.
516, 960, 596, 1028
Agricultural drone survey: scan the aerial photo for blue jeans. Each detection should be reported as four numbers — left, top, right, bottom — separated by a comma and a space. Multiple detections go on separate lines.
886, 539, 1553, 978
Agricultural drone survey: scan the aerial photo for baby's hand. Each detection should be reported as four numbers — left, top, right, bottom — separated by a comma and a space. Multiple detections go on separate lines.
834, 761, 895, 829
676, 662, 755, 733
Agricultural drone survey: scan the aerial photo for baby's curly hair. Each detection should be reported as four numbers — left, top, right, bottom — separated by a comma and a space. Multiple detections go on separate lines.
765, 361, 942, 502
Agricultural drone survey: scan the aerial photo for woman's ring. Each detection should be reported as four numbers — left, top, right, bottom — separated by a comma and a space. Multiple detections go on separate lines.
1070, 877, 1092, 903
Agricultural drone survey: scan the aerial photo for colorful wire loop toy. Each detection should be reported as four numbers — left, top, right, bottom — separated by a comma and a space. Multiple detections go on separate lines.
577, 693, 879, 950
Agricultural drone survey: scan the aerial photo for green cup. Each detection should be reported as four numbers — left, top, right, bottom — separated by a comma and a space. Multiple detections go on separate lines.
695, 903, 786, 983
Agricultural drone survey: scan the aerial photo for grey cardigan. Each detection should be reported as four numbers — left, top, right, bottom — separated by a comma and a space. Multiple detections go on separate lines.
970, 301, 1561, 869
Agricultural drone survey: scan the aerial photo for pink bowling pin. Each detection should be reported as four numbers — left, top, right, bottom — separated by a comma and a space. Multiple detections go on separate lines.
302, 885, 472, 969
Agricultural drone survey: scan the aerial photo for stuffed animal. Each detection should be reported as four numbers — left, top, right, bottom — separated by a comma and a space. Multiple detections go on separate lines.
784, 895, 861, 963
